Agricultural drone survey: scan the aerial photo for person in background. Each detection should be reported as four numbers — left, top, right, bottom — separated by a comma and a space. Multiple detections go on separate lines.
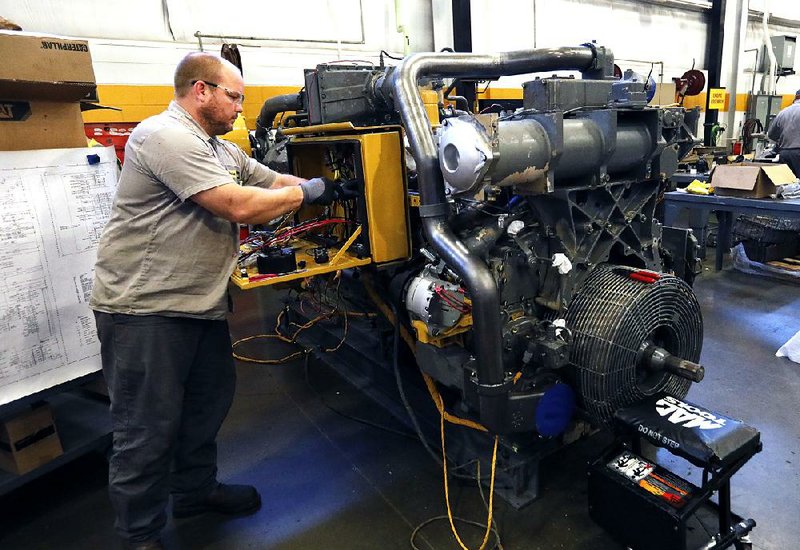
767, 89, 800, 178
90, 52, 338, 550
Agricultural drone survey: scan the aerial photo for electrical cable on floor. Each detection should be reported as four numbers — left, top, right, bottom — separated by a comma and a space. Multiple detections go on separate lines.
408, 428, 502, 550
233, 286, 419, 439
439, 397, 500, 550
232, 333, 308, 365
390, 302, 445, 467
410, 516, 502, 550
302, 353, 418, 440
362, 275, 502, 549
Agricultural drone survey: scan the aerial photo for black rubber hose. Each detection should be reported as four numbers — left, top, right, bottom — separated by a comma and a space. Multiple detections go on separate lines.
389, 303, 443, 468
255, 93, 303, 140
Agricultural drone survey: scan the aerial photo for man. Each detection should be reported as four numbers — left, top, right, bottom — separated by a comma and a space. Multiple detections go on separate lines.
767, 89, 800, 178
90, 52, 337, 550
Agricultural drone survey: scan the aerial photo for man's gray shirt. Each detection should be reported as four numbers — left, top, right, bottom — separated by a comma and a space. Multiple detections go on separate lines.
768, 100, 800, 150
90, 101, 278, 320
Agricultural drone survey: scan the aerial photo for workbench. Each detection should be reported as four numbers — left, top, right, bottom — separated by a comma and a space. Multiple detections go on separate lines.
669, 171, 710, 188
663, 191, 800, 270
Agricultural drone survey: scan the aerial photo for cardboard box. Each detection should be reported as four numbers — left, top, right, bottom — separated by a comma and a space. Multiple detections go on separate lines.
711, 163, 797, 198
0, 100, 86, 151
649, 82, 677, 106
0, 31, 96, 151
0, 404, 63, 475
0, 31, 96, 102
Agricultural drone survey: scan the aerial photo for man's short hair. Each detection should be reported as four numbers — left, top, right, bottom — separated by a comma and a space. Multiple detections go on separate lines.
174, 53, 230, 97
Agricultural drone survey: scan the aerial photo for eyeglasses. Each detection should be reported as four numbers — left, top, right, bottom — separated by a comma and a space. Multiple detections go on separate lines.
191, 80, 245, 104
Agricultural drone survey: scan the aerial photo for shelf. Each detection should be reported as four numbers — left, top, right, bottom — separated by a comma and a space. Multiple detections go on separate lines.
231, 237, 372, 290
0, 391, 111, 497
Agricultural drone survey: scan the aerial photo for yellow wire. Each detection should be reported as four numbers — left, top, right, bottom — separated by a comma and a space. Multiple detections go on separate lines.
231, 334, 308, 364
322, 310, 348, 353
235, 286, 350, 364
361, 273, 499, 548
441, 404, 499, 550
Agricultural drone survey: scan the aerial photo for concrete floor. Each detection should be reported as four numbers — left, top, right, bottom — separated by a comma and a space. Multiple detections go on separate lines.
0, 258, 798, 550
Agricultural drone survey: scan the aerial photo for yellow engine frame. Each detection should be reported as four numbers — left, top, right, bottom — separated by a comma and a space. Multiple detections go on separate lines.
231, 123, 410, 290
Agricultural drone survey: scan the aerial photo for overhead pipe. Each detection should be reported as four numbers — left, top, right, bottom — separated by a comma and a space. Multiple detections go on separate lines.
394, 0, 410, 55
385, 45, 610, 432
761, 2, 778, 96
451, 0, 476, 111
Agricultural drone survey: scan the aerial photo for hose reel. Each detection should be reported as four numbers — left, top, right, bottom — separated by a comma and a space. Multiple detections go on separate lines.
565, 265, 703, 426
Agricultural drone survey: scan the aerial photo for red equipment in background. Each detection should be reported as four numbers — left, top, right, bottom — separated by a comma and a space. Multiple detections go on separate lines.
84, 123, 137, 163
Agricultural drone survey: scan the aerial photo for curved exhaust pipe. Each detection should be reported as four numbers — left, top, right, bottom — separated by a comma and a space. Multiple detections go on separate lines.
386, 45, 613, 432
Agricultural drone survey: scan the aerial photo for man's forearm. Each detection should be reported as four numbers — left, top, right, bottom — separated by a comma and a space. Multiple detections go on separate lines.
191, 182, 303, 224
236, 185, 303, 224
270, 173, 306, 189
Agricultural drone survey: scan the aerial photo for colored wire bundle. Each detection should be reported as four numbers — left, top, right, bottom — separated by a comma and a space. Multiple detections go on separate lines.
434, 285, 471, 314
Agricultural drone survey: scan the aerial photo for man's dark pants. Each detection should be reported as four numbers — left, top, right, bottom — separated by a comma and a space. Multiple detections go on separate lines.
94, 312, 236, 543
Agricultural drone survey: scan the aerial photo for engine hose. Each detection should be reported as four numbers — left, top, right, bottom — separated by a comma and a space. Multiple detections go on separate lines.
255, 92, 303, 140
390, 301, 443, 468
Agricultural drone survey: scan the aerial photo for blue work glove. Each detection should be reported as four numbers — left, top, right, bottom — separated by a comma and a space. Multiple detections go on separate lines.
299, 177, 337, 205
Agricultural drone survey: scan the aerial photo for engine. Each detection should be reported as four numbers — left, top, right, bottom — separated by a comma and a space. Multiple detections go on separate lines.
244, 43, 705, 438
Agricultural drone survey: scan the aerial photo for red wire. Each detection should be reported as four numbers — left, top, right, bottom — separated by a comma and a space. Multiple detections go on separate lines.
268, 218, 351, 246
435, 286, 470, 313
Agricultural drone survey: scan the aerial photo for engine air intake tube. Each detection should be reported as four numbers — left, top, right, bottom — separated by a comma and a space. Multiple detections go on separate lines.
388, 45, 613, 433
255, 93, 303, 140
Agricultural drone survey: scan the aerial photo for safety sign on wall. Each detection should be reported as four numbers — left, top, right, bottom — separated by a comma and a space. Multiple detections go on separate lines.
708, 88, 726, 110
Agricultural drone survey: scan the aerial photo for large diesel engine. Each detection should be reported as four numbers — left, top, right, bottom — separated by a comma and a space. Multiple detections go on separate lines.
252, 44, 701, 425
238, 45, 762, 548
388, 50, 704, 436
240, 43, 709, 494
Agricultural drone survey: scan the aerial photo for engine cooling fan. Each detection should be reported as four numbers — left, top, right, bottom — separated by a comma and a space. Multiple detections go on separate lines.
565, 264, 704, 426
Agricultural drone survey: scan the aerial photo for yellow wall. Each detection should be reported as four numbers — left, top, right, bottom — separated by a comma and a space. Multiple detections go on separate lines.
480, 86, 796, 112
83, 84, 302, 129
82, 84, 795, 127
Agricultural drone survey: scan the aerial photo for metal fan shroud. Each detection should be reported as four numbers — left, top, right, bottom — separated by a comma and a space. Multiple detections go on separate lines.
565, 265, 703, 425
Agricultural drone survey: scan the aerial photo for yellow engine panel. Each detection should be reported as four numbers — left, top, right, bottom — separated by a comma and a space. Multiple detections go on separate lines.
232, 124, 410, 290
288, 125, 411, 264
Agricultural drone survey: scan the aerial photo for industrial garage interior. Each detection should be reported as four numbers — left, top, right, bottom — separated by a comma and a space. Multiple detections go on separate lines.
0, 1, 799, 550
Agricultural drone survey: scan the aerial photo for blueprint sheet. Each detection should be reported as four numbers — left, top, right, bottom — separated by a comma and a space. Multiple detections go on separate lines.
0, 147, 118, 405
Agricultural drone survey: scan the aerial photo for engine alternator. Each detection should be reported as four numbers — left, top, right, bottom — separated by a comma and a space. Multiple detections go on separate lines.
405, 273, 465, 336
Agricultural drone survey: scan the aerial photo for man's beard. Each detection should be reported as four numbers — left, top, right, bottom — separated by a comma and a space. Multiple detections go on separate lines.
198, 104, 233, 136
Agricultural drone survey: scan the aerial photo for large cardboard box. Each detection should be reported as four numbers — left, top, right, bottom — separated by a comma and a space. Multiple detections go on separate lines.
0, 31, 96, 151
0, 31, 96, 101
711, 163, 797, 198
0, 404, 63, 475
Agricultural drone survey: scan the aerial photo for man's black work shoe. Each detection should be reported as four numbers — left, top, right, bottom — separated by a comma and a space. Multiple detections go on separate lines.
122, 539, 164, 550
173, 483, 261, 519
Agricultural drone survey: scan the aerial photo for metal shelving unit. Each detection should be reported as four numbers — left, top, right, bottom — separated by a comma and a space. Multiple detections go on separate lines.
0, 374, 112, 497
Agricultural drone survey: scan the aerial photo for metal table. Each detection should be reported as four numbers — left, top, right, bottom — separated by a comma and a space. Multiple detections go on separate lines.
663, 192, 800, 270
